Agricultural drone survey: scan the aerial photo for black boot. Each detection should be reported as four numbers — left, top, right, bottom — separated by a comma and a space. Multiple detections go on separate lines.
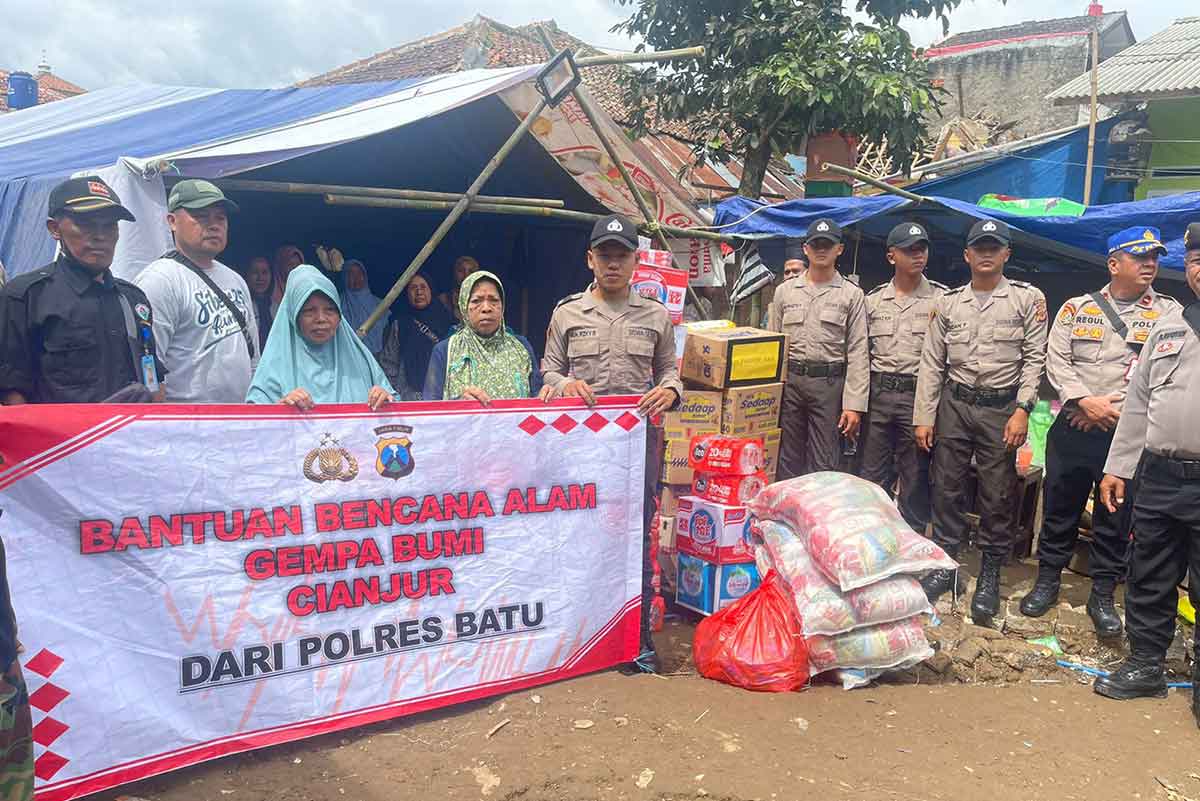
970, 553, 1003, 622
1086, 588, 1123, 639
920, 568, 960, 604
1019, 564, 1061, 617
1093, 655, 1168, 700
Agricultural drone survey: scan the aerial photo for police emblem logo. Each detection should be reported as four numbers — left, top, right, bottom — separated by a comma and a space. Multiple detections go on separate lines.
606, 219, 624, 232
134, 303, 152, 322
303, 433, 358, 484
1058, 303, 1076, 325
87, 181, 112, 198
816, 222, 830, 232
1141, 310, 1160, 320
374, 424, 415, 480
981, 221, 997, 232
1142, 229, 1155, 241
909, 225, 922, 236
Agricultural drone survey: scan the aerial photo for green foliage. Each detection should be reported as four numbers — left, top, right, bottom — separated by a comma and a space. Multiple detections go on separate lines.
613, 0, 978, 197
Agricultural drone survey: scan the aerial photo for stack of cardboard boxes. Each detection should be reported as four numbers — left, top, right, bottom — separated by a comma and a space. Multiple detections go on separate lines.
656, 326, 789, 615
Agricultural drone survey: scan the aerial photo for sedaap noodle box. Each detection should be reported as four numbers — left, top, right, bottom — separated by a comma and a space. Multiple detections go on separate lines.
720, 382, 784, 434
675, 552, 761, 616
661, 388, 722, 430
680, 327, 788, 389
675, 495, 754, 564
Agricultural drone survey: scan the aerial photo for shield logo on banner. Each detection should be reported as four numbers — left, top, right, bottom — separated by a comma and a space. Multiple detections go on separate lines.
374, 424, 415, 479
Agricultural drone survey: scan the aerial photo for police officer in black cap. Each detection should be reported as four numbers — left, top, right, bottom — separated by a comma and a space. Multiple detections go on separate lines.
0, 176, 164, 404
1095, 222, 1200, 727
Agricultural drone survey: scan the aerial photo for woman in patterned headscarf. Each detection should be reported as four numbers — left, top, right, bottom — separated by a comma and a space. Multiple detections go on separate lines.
423, 271, 542, 403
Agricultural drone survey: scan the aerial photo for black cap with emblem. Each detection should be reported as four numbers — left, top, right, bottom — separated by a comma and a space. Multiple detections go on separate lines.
590, 214, 639, 250
1185, 222, 1200, 252
806, 218, 842, 244
966, 217, 1011, 247
48, 176, 136, 222
887, 222, 930, 249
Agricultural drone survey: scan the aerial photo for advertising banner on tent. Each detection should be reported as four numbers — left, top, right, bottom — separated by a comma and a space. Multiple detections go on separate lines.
0, 399, 645, 801
500, 84, 722, 286
632, 263, 689, 324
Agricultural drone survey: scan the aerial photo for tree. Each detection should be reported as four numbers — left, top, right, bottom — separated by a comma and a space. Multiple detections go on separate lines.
613, 0, 973, 199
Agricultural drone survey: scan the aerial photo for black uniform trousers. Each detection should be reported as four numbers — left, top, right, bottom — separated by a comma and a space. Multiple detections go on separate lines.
1035, 417, 1132, 591
1125, 452, 1200, 662
860, 375, 930, 533
930, 391, 1019, 558
779, 364, 845, 478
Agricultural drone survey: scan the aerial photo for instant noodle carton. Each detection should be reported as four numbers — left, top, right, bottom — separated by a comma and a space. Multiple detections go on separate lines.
675, 552, 761, 615
681, 327, 788, 389
662, 388, 722, 431
661, 437, 694, 485
660, 483, 690, 517
720, 382, 783, 434
676, 495, 754, 563
759, 428, 782, 479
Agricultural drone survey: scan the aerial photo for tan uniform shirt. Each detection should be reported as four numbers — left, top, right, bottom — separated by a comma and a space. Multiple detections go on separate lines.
1047, 285, 1180, 409
1105, 313, 1200, 477
865, 276, 947, 376
541, 287, 683, 396
766, 271, 870, 411
914, 277, 1048, 427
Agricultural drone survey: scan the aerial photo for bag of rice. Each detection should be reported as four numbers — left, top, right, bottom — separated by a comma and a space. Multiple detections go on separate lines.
805, 617, 933, 675
756, 520, 932, 636
747, 472, 956, 591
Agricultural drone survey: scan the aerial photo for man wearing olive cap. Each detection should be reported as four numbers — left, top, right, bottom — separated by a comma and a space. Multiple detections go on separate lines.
135, 179, 259, 402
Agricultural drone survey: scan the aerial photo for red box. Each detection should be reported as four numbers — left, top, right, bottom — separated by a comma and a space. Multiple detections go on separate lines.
675, 495, 754, 564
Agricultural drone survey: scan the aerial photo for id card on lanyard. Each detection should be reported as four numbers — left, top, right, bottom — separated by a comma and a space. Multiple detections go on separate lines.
139, 325, 159, 392
1123, 355, 1139, 383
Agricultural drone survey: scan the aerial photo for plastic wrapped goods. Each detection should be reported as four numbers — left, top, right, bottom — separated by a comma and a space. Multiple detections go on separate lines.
688, 435, 764, 475
805, 617, 933, 675
756, 520, 932, 636
693, 571, 810, 692
692, 471, 768, 506
747, 472, 957, 591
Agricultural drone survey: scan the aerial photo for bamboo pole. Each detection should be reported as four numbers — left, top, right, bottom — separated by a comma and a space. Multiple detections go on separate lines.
356, 95, 552, 336
574, 46, 704, 68
1083, 21, 1101, 205
821, 163, 926, 202
323, 194, 730, 242
214, 178, 565, 208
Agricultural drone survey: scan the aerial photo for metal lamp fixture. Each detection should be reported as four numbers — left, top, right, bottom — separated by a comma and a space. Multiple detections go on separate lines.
535, 49, 582, 108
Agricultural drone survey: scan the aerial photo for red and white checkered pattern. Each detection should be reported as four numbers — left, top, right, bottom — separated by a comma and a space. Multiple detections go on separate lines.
517, 411, 641, 436
23, 648, 70, 782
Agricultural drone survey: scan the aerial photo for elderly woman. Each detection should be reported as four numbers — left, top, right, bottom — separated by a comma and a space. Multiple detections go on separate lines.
380, 271, 454, 400
270, 243, 306, 315
338, 259, 386, 357
438, 255, 480, 321
247, 265, 395, 410
423, 271, 542, 403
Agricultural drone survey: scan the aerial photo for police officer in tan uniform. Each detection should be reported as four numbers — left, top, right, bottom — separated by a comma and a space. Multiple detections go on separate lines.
540, 213, 680, 673
767, 218, 869, 477
1020, 226, 1180, 636
914, 218, 1047, 621
1095, 223, 1200, 727
861, 222, 946, 533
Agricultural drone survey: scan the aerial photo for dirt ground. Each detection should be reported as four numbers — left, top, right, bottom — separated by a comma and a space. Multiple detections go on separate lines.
104, 558, 1199, 801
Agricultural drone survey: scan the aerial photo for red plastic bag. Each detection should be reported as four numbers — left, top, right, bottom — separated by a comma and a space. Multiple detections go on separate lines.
692, 571, 810, 692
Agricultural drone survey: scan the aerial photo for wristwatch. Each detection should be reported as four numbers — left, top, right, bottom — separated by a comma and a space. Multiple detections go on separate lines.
1017, 399, 1035, 414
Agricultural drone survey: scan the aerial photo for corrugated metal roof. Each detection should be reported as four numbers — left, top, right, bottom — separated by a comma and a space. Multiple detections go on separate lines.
1048, 16, 1200, 104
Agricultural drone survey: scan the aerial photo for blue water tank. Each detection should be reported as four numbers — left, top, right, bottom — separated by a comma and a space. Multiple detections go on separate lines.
7, 71, 37, 111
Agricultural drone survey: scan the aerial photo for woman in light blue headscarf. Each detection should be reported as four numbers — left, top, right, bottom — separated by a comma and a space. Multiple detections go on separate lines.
247, 265, 395, 410
338, 259, 386, 355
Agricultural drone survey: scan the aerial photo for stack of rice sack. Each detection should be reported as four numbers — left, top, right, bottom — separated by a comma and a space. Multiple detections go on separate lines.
747, 472, 957, 689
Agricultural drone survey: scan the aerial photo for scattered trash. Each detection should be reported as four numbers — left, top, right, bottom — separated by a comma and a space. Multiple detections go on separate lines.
471, 765, 501, 796
636, 768, 655, 789
292, 758, 302, 764
693, 708, 710, 724
1027, 635, 1064, 655
1057, 659, 1194, 689
573, 719, 595, 730
792, 716, 810, 732
964, 766, 975, 774
695, 774, 705, 781
530, 694, 542, 704
614, 716, 629, 727
485, 719, 511, 739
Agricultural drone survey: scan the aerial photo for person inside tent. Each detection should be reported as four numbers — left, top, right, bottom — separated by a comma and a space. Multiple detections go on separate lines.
339, 259, 387, 358
246, 265, 394, 409
439, 255, 480, 321
423, 271, 542, 402
270, 243, 306, 314
241, 255, 275, 348
380, 271, 454, 400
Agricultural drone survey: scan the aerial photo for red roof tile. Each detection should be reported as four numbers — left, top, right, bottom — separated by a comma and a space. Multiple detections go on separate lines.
0, 70, 86, 113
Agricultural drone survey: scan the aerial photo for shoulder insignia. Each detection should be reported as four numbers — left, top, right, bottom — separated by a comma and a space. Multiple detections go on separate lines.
1057, 302, 1077, 326
928, 280, 949, 291
1009, 279, 1032, 288
554, 292, 584, 309
867, 283, 886, 296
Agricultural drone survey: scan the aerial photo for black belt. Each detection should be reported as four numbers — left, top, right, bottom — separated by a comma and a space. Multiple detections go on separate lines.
1144, 450, 1200, 480
789, 361, 847, 378
872, 372, 916, 393
947, 380, 1018, 408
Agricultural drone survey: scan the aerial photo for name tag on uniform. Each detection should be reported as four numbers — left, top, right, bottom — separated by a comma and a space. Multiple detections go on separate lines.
141, 354, 159, 392
1123, 356, 1138, 383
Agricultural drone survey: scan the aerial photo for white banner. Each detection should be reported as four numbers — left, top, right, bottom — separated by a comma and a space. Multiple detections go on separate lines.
0, 398, 645, 801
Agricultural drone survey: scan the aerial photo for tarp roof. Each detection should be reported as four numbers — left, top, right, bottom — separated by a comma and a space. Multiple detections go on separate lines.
713, 191, 1200, 272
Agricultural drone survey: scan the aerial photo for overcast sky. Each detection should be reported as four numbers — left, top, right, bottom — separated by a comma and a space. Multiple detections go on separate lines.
2, 0, 1192, 91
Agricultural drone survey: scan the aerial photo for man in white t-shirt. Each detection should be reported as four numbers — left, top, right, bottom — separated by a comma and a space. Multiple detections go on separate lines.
135, 180, 259, 402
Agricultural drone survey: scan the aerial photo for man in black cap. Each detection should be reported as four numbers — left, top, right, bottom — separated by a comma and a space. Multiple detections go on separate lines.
767, 218, 869, 476
915, 218, 1047, 620
540, 213, 681, 673
0, 176, 164, 404
861, 222, 947, 532
1095, 221, 1200, 726
782, 237, 807, 280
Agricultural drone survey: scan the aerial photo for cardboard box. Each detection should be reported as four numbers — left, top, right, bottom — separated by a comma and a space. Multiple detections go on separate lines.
675, 495, 754, 564
759, 427, 782, 478
675, 553, 761, 616
720, 383, 784, 434
661, 437, 694, 485
661, 388, 722, 431
680, 327, 788, 389
656, 513, 676, 553
659, 484, 690, 518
